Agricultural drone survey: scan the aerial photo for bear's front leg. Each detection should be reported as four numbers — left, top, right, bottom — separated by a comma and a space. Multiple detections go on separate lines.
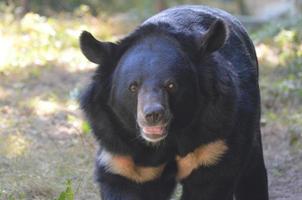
180, 170, 236, 200
95, 150, 177, 200
176, 139, 237, 200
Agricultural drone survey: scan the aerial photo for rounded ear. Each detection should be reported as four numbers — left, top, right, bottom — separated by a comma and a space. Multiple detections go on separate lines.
198, 19, 228, 54
79, 31, 117, 64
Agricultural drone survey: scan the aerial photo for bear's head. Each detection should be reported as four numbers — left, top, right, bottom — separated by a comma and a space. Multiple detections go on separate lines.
80, 19, 228, 144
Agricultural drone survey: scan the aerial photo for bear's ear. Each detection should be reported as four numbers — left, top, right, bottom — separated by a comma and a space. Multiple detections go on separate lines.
80, 31, 117, 64
198, 19, 228, 54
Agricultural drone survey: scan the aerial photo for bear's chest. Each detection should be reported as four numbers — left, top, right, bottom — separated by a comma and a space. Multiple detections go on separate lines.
97, 139, 228, 182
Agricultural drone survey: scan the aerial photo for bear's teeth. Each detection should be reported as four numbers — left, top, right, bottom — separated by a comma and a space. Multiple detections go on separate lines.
143, 126, 164, 135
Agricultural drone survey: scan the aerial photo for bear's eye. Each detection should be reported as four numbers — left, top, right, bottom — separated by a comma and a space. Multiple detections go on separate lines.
129, 82, 138, 93
165, 81, 176, 92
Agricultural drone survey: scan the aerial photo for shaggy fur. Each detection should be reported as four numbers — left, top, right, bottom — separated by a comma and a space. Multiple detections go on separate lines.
79, 5, 268, 200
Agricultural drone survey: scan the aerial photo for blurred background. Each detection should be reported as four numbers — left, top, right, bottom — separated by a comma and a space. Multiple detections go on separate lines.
0, 0, 301, 199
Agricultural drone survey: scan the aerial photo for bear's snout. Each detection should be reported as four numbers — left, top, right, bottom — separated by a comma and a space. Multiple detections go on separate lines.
138, 103, 170, 143
137, 90, 171, 143
144, 104, 165, 125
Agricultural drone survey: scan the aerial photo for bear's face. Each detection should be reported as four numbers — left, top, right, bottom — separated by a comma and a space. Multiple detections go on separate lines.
109, 36, 200, 143
80, 19, 228, 144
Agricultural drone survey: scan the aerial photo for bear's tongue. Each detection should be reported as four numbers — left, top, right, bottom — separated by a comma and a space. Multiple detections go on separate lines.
143, 126, 165, 135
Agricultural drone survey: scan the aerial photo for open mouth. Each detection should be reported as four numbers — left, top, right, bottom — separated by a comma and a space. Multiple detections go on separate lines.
140, 125, 168, 143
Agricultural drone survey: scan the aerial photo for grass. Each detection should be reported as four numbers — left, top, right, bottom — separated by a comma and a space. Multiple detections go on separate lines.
55, 180, 74, 200
0, 4, 124, 200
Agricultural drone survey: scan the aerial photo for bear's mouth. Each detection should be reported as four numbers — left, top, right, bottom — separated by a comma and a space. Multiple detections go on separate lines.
139, 125, 168, 143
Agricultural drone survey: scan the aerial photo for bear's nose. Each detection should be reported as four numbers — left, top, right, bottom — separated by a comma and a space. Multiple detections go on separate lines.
144, 104, 165, 124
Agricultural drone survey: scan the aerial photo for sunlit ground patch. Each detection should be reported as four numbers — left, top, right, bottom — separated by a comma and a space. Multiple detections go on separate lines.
0, 132, 31, 158
29, 97, 61, 116
0, 86, 11, 100
256, 43, 280, 66
0, 34, 14, 70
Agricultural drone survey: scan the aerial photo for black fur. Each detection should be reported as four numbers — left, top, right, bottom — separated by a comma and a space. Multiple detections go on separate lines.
79, 5, 268, 200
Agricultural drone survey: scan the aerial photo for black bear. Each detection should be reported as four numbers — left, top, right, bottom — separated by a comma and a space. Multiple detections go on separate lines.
79, 5, 268, 200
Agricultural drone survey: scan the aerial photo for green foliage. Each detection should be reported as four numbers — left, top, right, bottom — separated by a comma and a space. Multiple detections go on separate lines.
56, 180, 74, 200
256, 16, 302, 148
81, 121, 91, 135
256, 17, 302, 103
251, 16, 302, 43
1, 0, 156, 16
0, 5, 124, 76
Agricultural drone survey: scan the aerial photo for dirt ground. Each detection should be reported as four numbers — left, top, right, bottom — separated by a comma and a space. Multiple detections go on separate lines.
262, 124, 302, 199
0, 62, 301, 199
